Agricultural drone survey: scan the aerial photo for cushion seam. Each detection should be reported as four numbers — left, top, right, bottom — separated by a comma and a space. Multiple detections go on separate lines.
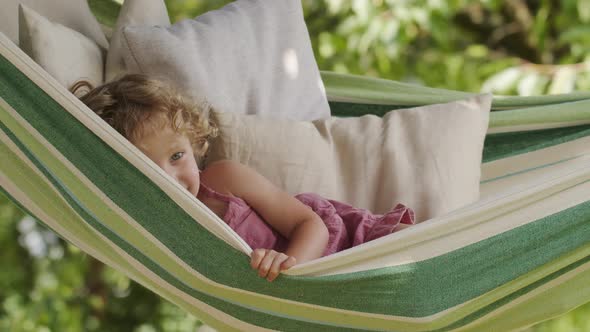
121, 28, 145, 74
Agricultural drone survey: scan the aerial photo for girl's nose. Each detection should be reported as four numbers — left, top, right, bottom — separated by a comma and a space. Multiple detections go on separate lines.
176, 174, 190, 190
178, 173, 199, 196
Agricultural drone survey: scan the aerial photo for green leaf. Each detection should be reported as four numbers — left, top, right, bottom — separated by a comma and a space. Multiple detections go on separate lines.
517, 72, 550, 96
481, 67, 522, 93
578, 0, 590, 22
559, 27, 590, 45
548, 67, 577, 94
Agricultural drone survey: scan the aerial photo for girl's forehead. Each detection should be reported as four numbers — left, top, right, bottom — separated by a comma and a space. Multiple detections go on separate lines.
132, 124, 186, 150
129, 110, 192, 150
132, 112, 170, 140
135, 134, 190, 165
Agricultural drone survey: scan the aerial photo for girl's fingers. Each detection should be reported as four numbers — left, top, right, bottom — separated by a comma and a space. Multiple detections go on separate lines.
257, 250, 278, 278
280, 256, 297, 270
267, 253, 290, 282
250, 249, 267, 270
251, 250, 297, 282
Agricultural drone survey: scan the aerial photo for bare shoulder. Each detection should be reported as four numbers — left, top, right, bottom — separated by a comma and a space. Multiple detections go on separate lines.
200, 160, 255, 195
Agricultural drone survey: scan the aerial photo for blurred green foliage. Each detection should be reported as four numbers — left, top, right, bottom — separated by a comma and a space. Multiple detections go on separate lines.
162, 0, 590, 96
3, 0, 590, 331
0, 194, 203, 331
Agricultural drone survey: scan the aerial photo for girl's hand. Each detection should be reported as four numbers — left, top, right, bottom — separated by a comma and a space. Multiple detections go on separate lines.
250, 249, 297, 282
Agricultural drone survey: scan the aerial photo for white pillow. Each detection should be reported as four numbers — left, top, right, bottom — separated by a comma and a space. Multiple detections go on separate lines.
119, 0, 331, 121
105, 0, 171, 82
18, 4, 104, 90
205, 94, 492, 222
0, 0, 108, 49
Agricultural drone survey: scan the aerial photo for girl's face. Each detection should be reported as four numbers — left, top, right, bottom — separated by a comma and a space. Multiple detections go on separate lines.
132, 125, 200, 197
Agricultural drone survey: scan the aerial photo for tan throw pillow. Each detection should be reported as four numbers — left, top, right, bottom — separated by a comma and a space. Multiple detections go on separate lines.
0, 0, 108, 49
204, 94, 492, 222
18, 4, 104, 90
105, 0, 171, 82
119, 0, 330, 121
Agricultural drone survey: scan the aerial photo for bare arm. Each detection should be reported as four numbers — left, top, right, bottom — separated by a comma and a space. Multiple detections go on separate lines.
201, 160, 329, 280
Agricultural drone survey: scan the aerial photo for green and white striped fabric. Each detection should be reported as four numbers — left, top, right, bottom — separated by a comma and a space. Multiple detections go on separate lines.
1, 33, 589, 332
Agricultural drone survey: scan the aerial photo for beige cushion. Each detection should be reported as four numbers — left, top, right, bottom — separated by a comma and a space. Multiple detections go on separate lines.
18, 4, 104, 90
0, 0, 108, 49
119, 0, 330, 121
105, 0, 170, 82
205, 94, 492, 222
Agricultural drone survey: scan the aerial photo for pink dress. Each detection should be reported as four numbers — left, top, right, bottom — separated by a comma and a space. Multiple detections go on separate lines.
199, 183, 415, 257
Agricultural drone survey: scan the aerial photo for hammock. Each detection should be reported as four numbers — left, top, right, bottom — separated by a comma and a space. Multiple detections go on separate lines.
1, 32, 589, 332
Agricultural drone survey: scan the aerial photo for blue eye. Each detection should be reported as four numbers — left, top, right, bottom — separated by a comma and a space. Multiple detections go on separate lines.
171, 152, 184, 161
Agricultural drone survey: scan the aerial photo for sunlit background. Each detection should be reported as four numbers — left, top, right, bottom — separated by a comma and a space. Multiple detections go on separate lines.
1, 0, 590, 331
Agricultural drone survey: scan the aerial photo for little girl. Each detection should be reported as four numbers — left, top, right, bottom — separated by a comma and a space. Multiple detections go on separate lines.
71, 74, 415, 282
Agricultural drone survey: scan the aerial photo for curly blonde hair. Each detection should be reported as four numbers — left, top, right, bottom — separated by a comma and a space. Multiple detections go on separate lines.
70, 74, 218, 158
